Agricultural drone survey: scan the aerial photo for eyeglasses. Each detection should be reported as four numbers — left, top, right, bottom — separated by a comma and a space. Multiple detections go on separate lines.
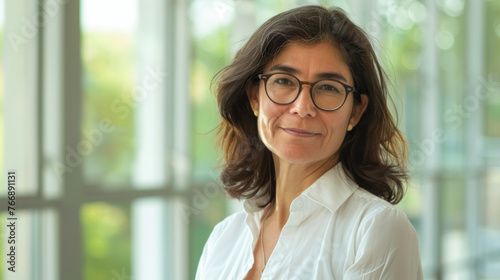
258, 72, 356, 111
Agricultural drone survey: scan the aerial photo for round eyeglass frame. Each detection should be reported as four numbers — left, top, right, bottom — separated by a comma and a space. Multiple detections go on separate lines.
258, 72, 357, 111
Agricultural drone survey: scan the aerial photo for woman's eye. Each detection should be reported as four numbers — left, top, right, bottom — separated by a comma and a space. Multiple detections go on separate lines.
319, 85, 339, 92
275, 78, 293, 85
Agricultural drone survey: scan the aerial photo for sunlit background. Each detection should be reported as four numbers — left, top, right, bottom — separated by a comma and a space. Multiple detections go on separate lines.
1, 0, 499, 279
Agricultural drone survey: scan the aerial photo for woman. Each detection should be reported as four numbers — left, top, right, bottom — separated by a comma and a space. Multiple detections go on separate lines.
196, 5, 422, 280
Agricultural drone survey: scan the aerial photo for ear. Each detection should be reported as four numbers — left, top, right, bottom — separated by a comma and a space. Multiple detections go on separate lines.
349, 94, 369, 128
246, 82, 260, 111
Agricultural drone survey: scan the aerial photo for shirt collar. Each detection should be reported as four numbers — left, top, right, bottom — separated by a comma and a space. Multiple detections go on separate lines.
300, 162, 358, 214
242, 162, 358, 215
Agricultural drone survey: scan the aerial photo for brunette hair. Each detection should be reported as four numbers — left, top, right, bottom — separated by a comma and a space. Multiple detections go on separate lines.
214, 5, 408, 205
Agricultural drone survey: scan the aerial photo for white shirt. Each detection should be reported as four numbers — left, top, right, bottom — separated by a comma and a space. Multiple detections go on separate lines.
196, 163, 423, 280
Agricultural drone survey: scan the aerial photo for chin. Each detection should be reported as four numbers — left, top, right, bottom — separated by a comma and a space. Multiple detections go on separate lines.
275, 148, 321, 164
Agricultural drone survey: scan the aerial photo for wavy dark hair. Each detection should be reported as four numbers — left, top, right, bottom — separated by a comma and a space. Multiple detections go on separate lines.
214, 5, 408, 206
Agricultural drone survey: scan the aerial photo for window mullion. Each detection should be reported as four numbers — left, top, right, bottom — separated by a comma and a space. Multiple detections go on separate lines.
42, 0, 84, 279
420, 0, 442, 279
172, 0, 190, 279
131, 0, 173, 279
465, 0, 485, 279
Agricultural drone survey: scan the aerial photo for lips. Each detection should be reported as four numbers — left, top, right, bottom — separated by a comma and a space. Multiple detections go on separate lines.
282, 127, 319, 137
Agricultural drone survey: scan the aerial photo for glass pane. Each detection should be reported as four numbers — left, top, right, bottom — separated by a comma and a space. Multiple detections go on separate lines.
188, 1, 239, 277
397, 180, 422, 232
133, 197, 172, 279
441, 175, 468, 278
484, 0, 500, 137
188, 182, 227, 279
0, 0, 4, 198
1, 0, 38, 196
483, 2, 500, 279
189, 0, 232, 179
481, 168, 500, 278
81, 202, 131, 280
80, 0, 137, 189
370, 0, 426, 225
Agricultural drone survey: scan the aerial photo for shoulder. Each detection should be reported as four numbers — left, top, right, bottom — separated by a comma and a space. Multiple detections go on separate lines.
353, 187, 410, 219
338, 189, 422, 278
350, 187, 415, 233
327, 183, 418, 251
307, 164, 415, 235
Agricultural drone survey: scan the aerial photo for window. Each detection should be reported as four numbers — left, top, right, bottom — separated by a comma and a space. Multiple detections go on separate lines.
1, 0, 499, 279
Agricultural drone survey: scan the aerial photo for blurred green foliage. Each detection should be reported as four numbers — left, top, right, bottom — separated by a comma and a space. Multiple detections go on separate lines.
82, 32, 136, 188
81, 32, 135, 279
81, 203, 131, 280
0, 28, 4, 197
190, 26, 231, 179
485, 0, 500, 137
189, 192, 228, 278
0, 215, 3, 280
0, 25, 4, 280
188, 22, 232, 278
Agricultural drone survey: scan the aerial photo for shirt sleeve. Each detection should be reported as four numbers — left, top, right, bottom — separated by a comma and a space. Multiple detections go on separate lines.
344, 206, 423, 280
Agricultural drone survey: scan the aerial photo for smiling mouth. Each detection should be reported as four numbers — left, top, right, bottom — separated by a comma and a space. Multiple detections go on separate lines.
282, 128, 319, 137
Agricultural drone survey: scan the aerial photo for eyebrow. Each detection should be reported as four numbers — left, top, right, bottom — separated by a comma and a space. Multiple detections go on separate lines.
268, 64, 348, 82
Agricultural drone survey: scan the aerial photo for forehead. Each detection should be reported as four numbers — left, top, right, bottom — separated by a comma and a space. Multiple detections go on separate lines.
265, 41, 352, 83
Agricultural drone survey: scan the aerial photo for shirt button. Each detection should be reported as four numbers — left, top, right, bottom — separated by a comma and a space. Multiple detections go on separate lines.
296, 199, 304, 208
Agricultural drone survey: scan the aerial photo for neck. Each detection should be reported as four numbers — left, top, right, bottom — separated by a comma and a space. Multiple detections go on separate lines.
269, 155, 338, 228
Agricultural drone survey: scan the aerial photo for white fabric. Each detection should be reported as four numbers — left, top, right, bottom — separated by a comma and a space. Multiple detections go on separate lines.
196, 163, 423, 280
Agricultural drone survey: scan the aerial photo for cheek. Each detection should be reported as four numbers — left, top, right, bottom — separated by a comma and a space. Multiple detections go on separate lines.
258, 98, 277, 133
256, 92, 286, 147
322, 111, 350, 146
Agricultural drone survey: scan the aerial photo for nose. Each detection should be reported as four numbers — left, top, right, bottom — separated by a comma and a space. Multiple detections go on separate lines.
289, 85, 317, 118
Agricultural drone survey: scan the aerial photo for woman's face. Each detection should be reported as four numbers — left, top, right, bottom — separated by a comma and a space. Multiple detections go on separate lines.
248, 42, 368, 167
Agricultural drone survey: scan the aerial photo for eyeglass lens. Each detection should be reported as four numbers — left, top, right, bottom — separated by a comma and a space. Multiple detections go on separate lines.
265, 73, 347, 110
